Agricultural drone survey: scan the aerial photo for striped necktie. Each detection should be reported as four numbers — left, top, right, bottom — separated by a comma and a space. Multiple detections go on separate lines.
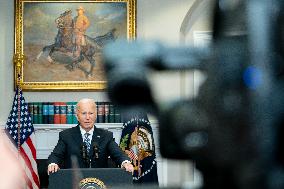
84, 132, 91, 153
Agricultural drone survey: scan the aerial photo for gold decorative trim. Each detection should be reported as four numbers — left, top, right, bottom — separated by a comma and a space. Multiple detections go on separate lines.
14, 0, 137, 91
79, 177, 106, 189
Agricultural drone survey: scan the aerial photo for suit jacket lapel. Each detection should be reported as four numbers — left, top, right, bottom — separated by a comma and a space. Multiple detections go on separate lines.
72, 125, 83, 146
90, 126, 102, 157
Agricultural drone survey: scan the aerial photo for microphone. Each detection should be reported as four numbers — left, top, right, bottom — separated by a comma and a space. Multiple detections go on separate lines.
93, 142, 99, 159
81, 143, 90, 167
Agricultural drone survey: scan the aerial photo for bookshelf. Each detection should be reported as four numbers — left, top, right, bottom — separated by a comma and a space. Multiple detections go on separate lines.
33, 123, 123, 130
28, 101, 122, 124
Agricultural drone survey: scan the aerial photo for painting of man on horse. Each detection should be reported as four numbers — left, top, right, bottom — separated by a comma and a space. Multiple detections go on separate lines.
36, 6, 118, 78
22, 2, 129, 83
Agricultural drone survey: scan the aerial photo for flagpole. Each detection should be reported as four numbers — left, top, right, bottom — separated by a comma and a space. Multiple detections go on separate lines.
17, 75, 21, 152
14, 53, 25, 153
135, 115, 142, 176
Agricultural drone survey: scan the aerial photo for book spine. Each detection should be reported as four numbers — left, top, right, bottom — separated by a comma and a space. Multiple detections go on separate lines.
38, 102, 43, 124
114, 105, 121, 123
33, 102, 39, 124
109, 103, 115, 123
60, 102, 67, 124
28, 102, 34, 123
104, 102, 110, 123
72, 102, 78, 124
42, 102, 49, 124
97, 102, 105, 123
48, 102, 54, 124
66, 102, 73, 124
54, 102, 61, 124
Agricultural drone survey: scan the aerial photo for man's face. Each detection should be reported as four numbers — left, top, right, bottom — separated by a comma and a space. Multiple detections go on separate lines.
77, 9, 84, 15
76, 101, 97, 132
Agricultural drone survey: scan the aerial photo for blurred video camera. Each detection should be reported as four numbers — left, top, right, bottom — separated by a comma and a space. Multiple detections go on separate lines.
103, 0, 284, 188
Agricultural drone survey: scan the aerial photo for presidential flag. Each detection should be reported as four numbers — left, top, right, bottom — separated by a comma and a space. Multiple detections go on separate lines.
120, 112, 159, 184
5, 87, 40, 189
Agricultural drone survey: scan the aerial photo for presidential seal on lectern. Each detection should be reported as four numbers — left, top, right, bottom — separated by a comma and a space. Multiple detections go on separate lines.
79, 177, 106, 189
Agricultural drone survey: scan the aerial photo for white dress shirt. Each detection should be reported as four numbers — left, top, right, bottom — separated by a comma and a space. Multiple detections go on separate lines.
79, 126, 94, 142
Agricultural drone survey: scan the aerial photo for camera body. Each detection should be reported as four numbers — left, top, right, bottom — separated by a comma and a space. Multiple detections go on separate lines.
103, 0, 284, 188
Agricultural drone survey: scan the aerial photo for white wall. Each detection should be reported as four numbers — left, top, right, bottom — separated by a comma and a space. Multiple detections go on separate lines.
137, 0, 196, 107
0, 0, 15, 125
137, 0, 195, 45
0, 0, 213, 187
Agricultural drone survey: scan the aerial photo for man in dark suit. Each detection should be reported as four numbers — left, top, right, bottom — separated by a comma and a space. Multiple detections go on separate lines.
47, 98, 134, 174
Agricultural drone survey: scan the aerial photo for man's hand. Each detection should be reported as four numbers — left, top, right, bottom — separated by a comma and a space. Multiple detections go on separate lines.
122, 162, 134, 174
47, 163, 60, 175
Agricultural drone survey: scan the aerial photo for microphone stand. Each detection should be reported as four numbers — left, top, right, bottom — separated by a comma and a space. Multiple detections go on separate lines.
93, 143, 99, 159
81, 143, 90, 168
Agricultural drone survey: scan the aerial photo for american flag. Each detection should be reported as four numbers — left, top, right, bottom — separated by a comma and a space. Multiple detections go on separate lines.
5, 87, 40, 189
128, 148, 138, 160
120, 112, 159, 184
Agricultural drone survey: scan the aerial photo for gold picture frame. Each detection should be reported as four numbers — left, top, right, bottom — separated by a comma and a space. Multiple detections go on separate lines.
14, 0, 136, 91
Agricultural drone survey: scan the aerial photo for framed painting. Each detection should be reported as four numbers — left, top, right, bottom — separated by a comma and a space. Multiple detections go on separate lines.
14, 0, 136, 91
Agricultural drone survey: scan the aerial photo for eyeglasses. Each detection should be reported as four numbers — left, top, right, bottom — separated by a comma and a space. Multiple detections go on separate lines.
78, 111, 95, 117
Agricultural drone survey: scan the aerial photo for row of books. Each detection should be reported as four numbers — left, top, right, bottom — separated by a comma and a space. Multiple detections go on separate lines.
27, 102, 122, 124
